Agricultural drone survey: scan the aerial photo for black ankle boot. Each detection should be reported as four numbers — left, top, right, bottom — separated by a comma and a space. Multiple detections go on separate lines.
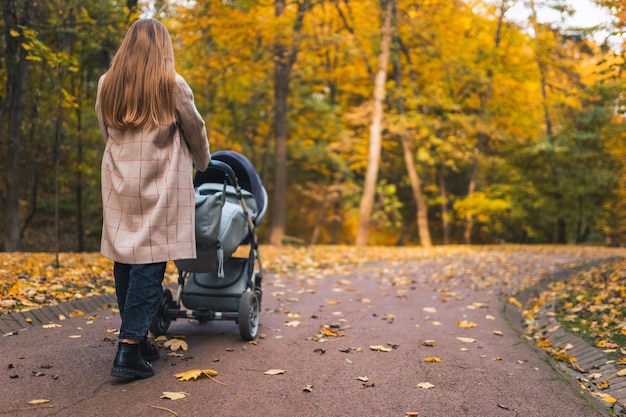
140, 337, 160, 362
111, 342, 154, 379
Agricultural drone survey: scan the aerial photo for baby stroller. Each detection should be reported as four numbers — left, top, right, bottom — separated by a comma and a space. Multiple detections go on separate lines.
150, 150, 267, 341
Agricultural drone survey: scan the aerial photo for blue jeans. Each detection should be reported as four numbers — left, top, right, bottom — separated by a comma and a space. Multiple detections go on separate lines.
114, 262, 167, 340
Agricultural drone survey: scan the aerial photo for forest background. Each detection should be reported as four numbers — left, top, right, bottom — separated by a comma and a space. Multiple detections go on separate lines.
1, 0, 626, 253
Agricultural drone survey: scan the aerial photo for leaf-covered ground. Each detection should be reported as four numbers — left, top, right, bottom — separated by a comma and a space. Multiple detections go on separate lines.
3, 244, 626, 416
525, 258, 626, 366
1, 244, 624, 318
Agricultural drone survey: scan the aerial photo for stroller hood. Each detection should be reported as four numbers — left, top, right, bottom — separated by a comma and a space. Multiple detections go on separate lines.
194, 150, 267, 225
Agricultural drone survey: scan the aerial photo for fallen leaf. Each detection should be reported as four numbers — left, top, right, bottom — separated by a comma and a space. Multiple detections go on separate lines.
28, 399, 50, 405
424, 357, 441, 363
422, 340, 436, 347
422, 307, 437, 313
284, 321, 300, 327
164, 339, 188, 351
175, 369, 218, 381
456, 320, 477, 328
264, 369, 286, 375
508, 297, 523, 309
303, 385, 313, 392
417, 382, 435, 389
597, 380, 610, 390
42, 323, 61, 329
593, 392, 618, 404
369, 345, 392, 352
356, 376, 369, 382
456, 337, 476, 343
160, 391, 189, 400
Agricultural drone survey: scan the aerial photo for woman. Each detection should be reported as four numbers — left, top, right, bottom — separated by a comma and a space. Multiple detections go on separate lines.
96, 18, 211, 379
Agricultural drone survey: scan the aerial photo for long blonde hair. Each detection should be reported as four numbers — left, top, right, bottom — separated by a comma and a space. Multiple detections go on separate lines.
99, 18, 176, 130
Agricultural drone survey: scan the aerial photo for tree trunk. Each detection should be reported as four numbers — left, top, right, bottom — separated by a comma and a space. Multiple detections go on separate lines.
268, 0, 309, 245
390, 0, 431, 248
2, 0, 34, 251
438, 168, 450, 245
463, 160, 478, 244
400, 136, 432, 247
355, 0, 393, 246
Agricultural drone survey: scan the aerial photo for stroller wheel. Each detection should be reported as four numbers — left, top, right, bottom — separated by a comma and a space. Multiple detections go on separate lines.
150, 289, 173, 336
238, 291, 260, 341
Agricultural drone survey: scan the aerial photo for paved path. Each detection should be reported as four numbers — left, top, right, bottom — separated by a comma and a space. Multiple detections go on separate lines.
1, 247, 625, 417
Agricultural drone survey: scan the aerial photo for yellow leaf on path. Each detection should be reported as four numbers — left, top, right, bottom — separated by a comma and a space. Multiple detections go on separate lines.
356, 376, 369, 382
369, 345, 392, 352
424, 357, 441, 363
422, 307, 437, 313
456, 320, 477, 328
303, 385, 314, 392
42, 323, 61, 329
456, 337, 476, 343
28, 399, 50, 405
508, 297, 523, 309
264, 369, 285, 375
284, 321, 300, 327
161, 391, 189, 400
327, 300, 340, 305
422, 340, 436, 347
164, 339, 188, 351
319, 325, 344, 337
537, 340, 551, 348
493, 330, 503, 336
175, 369, 218, 381
417, 382, 435, 389
593, 392, 618, 404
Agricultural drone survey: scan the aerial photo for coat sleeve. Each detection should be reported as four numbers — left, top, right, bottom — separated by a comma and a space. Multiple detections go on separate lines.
95, 75, 108, 143
175, 75, 211, 171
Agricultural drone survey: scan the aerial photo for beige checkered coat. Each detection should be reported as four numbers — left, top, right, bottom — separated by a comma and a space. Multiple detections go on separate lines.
96, 74, 211, 264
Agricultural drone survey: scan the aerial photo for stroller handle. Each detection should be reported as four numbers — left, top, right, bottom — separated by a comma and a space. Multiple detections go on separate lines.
204, 159, 240, 189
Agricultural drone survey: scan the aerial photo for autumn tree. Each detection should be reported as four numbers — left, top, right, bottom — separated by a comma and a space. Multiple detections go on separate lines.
355, 0, 393, 246
269, 0, 311, 245
1, 0, 34, 251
